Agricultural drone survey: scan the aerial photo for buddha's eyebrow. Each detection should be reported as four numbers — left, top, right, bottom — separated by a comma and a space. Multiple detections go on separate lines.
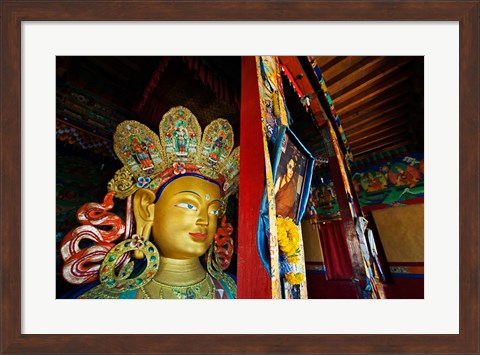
174, 190, 201, 197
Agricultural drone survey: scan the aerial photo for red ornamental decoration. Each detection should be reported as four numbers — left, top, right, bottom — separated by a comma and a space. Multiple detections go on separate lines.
60, 192, 129, 284
214, 216, 234, 270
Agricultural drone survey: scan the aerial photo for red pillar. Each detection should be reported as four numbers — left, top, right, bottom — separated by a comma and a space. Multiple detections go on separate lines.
237, 56, 272, 299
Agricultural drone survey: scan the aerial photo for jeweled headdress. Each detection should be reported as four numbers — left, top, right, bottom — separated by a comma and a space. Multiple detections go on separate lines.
108, 106, 240, 202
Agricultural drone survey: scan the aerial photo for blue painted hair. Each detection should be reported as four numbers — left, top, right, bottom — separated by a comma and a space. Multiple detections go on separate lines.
153, 173, 222, 203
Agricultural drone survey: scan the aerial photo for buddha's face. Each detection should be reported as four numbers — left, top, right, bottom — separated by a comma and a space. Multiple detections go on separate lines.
151, 176, 221, 259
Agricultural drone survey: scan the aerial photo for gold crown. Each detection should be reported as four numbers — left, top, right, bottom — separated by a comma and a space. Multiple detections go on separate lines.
107, 106, 240, 201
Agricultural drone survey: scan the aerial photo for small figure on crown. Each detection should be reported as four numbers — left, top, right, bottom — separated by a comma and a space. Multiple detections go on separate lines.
173, 120, 188, 156
129, 135, 154, 171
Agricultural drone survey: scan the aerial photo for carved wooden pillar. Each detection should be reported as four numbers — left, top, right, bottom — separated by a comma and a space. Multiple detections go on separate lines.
322, 123, 366, 298
237, 56, 272, 299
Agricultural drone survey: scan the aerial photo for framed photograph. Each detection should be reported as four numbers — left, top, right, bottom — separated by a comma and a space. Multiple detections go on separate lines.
272, 126, 314, 224
1, 1, 478, 354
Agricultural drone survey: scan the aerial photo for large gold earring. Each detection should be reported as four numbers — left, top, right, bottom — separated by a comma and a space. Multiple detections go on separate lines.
99, 234, 159, 292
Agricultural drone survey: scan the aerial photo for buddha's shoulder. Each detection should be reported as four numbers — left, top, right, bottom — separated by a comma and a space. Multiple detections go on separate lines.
78, 284, 138, 299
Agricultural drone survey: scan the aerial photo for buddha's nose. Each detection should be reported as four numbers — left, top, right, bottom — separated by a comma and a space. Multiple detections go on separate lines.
196, 208, 209, 226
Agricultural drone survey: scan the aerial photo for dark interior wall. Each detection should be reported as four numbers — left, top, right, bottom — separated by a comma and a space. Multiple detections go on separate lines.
56, 144, 122, 297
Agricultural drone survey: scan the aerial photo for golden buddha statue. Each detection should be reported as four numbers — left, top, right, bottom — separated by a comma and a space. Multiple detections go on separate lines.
60, 106, 239, 299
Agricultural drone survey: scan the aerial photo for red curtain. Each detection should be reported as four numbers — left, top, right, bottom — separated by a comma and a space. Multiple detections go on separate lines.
318, 221, 354, 280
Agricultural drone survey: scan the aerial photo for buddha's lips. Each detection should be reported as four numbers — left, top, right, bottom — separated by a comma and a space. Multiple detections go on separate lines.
189, 232, 208, 240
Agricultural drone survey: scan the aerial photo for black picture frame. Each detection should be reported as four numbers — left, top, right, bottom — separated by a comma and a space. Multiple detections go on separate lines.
272, 125, 314, 224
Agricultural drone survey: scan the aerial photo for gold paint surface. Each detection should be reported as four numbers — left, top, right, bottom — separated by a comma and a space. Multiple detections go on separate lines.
152, 176, 221, 259
301, 220, 324, 262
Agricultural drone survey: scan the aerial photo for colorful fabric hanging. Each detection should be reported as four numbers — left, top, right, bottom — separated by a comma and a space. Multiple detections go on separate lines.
355, 217, 385, 299
308, 57, 354, 167
255, 56, 311, 299
317, 221, 354, 280
255, 56, 282, 298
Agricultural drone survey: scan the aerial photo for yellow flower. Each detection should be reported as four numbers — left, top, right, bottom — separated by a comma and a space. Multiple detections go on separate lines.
276, 217, 300, 257
276, 217, 306, 285
287, 255, 300, 264
285, 272, 304, 285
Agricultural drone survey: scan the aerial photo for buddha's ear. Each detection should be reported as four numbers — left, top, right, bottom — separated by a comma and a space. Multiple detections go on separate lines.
133, 188, 156, 238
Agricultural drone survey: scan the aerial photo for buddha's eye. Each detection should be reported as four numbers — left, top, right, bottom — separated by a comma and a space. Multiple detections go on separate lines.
175, 202, 198, 211
209, 210, 219, 216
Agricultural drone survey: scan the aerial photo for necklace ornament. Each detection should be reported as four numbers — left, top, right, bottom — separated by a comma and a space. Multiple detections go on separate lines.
150, 275, 215, 299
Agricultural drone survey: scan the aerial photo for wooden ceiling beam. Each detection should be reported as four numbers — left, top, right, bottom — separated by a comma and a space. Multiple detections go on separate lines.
350, 131, 409, 152
340, 106, 410, 134
316, 56, 349, 74
330, 57, 411, 100
353, 139, 411, 161
340, 98, 412, 131
334, 71, 412, 114
342, 103, 409, 130
350, 126, 408, 146
332, 59, 412, 104
315, 56, 337, 68
325, 56, 385, 90
327, 57, 388, 94
336, 85, 411, 118
319, 56, 365, 83
308, 56, 421, 162
279, 56, 327, 124
345, 113, 408, 140
353, 141, 408, 159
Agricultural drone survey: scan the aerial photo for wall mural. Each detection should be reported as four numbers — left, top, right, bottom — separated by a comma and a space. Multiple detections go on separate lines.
308, 153, 424, 221
309, 174, 341, 221
352, 152, 424, 212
